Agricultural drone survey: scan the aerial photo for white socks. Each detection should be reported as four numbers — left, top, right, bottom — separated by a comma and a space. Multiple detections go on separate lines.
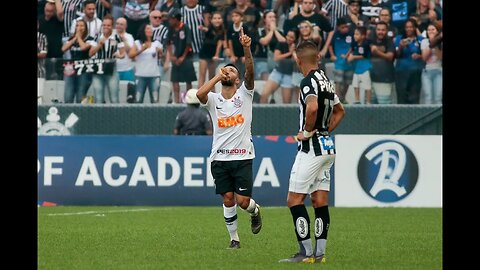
244, 198, 259, 216
223, 204, 239, 241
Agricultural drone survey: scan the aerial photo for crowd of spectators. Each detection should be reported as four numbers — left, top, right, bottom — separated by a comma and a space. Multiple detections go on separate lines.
37, 0, 442, 105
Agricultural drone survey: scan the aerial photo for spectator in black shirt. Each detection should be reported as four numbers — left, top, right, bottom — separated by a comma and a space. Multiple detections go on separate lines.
159, 0, 181, 27
369, 21, 395, 104
368, 8, 398, 42
260, 29, 296, 104
227, 9, 254, 77
39, 0, 64, 80
167, 9, 197, 103
361, 0, 387, 26
254, 10, 286, 80
198, 11, 227, 88
340, 0, 369, 33
287, 0, 334, 58
223, 0, 261, 31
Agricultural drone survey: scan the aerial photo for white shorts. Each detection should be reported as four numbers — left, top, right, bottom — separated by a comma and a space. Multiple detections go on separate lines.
288, 150, 335, 194
352, 70, 371, 90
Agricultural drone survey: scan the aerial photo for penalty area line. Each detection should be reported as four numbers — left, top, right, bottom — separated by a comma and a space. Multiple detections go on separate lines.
46, 208, 154, 216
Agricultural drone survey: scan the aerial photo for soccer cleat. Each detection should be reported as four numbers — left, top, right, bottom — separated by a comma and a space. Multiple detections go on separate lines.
251, 204, 262, 234
278, 253, 315, 263
227, 240, 240, 249
315, 255, 326, 264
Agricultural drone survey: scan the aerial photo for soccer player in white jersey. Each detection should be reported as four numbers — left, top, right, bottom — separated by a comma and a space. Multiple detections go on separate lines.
196, 27, 262, 250
279, 41, 345, 263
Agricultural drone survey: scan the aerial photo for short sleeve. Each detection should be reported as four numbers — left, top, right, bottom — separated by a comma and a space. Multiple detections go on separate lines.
239, 81, 254, 98
386, 39, 396, 53
420, 38, 429, 50
134, 40, 142, 50
200, 92, 216, 113
333, 93, 340, 105
300, 77, 318, 101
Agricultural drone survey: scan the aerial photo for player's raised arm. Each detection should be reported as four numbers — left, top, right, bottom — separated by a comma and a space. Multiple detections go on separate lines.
239, 27, 254, 90
196, 68, 228, 104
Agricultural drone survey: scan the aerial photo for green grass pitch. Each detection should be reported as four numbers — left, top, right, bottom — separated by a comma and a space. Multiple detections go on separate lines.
38, 206, 442, 270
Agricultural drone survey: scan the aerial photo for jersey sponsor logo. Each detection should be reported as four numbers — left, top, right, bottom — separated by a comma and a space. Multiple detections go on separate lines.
217, 114, 245, 128
357, 140, 419, 203
359, 46, 364, 54
216, 148, 247, 155
232, 96, 243, 108
296, 217, 308, 238
320, 137, 335, 151
314, 217, 323, 237
179, 30, 185, 40
346, 35, 352, 43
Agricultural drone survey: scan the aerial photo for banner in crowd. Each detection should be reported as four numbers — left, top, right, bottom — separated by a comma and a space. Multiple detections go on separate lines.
63, 59, 115, 76
38, 135, 331, 206
334, 135, 442, 207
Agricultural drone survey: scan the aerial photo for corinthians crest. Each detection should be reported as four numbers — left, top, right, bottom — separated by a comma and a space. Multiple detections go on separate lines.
38, 107, 79, 135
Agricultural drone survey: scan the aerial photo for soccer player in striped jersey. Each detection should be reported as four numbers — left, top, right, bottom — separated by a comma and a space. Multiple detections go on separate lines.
279, 41, 345, 263
196, 27, 262, 250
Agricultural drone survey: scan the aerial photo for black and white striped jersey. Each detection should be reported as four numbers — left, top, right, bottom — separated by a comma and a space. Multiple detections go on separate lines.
37, 32, 48, 78
93, 33, 123, 59
152, 24, 169, 47
181, 4, 207, 54
322, 0, 349, 29
62, 0, 85, 37
298, 68, 339, 156
95, 0, 111, 20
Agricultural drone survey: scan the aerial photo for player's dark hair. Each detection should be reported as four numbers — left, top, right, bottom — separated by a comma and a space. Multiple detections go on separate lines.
296, 40, 319, 54
224, 63, 241, 78
295, 40, 319, 63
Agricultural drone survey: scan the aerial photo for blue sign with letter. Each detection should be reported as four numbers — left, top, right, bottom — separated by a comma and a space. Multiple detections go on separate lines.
38, 136, 335, 206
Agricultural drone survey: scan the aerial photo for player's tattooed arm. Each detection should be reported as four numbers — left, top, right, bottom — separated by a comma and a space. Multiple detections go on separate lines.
239, 27, 254, 90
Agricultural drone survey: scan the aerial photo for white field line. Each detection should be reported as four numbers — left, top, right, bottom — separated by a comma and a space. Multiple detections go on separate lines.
46, 208, 154, 216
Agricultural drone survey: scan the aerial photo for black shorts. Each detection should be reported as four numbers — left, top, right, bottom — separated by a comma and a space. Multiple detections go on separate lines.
211, 159, 253, 197
171, 57, 197, 82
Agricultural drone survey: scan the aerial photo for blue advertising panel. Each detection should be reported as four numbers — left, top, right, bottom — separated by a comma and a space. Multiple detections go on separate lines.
38, 136, 335, 206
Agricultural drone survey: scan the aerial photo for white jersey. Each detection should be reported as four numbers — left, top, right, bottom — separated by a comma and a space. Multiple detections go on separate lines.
201, 82, 255, 161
